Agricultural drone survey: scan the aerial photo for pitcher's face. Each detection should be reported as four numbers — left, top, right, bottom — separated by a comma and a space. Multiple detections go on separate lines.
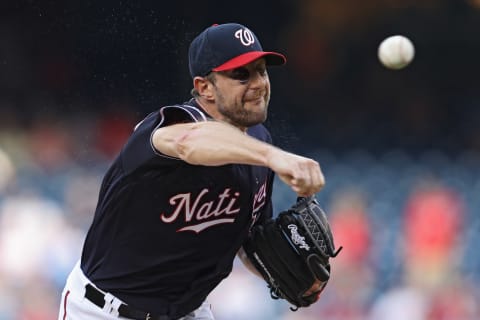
211, 58, 271, 128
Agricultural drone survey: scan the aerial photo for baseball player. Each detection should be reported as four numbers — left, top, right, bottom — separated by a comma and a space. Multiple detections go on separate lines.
58, 22, 325, 320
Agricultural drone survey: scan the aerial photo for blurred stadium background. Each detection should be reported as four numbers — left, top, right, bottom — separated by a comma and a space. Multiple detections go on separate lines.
1, 0, 480, 319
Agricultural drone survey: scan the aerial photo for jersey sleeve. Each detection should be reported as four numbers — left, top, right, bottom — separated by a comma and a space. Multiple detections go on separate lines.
121, 105, 208, 175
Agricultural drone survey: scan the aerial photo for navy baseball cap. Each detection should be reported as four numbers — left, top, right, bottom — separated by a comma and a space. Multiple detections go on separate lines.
188, 23, 286, 78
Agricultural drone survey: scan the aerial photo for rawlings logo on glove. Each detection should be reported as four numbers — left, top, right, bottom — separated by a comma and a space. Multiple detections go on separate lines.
288, 224, 311, 251
243, 196, 342, 310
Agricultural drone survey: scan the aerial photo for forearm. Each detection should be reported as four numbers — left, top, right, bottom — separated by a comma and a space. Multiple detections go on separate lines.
153, 120, 325, 196
152, 121, 277, 166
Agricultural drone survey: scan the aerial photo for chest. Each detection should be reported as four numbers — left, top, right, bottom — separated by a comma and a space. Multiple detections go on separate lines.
124, 164, 271, 235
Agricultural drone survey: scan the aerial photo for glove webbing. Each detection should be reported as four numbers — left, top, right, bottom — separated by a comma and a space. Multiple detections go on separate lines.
293, 197, 343, 258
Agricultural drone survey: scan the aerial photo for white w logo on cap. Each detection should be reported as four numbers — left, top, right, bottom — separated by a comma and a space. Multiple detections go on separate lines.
234, 28, 255, 46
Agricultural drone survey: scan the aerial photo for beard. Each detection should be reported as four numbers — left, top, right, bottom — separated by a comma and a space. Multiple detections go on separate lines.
216, 91, 270, 128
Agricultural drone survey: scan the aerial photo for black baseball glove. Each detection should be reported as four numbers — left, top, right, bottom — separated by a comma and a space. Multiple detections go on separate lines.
243, 196, 342, 310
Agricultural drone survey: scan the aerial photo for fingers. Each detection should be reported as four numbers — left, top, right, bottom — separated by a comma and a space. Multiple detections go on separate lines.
268, 151, 325, 196
303, 279, 325, 297
312, 161, 325, 191
289, 160, 325, 196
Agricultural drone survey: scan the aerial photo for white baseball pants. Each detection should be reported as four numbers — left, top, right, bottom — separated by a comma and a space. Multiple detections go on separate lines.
58, 261, 214, 320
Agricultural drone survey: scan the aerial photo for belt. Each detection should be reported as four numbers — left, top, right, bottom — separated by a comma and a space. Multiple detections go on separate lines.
84, 284, 171, 320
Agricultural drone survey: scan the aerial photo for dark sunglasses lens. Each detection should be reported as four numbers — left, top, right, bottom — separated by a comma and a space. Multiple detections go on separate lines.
228, 68, 250, 82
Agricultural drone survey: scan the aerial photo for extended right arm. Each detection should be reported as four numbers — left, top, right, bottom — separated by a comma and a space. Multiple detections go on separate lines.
152, 121, 324, 196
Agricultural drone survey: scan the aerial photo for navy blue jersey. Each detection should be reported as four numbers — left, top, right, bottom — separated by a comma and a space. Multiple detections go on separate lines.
80, 99, 274, 318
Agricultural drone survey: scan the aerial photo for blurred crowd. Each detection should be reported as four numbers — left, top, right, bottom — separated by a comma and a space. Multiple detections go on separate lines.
1, 134, 480, 319
2, 0, 480, 154
1, 0, 480, 319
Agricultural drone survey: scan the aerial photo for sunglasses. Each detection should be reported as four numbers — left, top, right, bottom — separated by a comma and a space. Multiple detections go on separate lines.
216, 66, 268, 83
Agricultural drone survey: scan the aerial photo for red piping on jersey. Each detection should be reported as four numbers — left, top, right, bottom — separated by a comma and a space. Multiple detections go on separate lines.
63, 290, 70, 320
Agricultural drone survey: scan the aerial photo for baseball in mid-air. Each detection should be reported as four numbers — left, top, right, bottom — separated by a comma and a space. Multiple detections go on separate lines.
378, 35, 415, 70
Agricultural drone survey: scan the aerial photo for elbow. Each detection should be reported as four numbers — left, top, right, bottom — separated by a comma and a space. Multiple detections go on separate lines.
173, 126, 203, 164
170, 122, 226, 166
153, 123, 212, 163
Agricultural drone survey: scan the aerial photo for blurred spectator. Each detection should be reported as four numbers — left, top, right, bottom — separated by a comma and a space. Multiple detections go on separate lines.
207, 258, 280, 320
28, 121, 73, 172
368, 286, 429, 320
369, 178, 477, 320
0, 192, 84, 319
322, 188, 373, 319
330, 188, 371, 265
285, 188, 374, 320
426, 278, 479, 320
0, 193, 82, 282
62, 169, 102, 229
1, 1, 480, 319
0, 147, 15, 194
15, 276, 59, 320
94, 108, 136, 159
402, 180, 464, 290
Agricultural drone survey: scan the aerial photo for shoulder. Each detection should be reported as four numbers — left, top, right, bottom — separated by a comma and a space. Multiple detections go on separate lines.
247, 123, 272, 143
134, 102, 208, 132
157, 102, 209, 127
158, 104, 208, 126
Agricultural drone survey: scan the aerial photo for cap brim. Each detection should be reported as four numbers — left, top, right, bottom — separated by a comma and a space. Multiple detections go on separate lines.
212, 51, 286, 72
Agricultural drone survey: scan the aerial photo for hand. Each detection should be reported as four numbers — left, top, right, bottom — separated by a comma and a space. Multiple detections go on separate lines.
266, 148, 325, 196
303, 279, 324, 297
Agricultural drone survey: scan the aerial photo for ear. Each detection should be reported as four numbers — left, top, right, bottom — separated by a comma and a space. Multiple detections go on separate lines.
194, 76, 215, 101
